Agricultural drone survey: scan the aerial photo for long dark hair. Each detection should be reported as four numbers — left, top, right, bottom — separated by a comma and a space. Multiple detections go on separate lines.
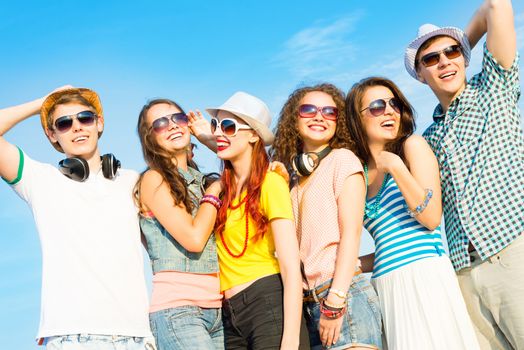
271, 83, 354, 169
345, 77, 415, 164
135, 99, 193, 214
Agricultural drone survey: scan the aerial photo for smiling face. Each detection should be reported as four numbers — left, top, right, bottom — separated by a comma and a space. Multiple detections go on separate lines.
416, 36, 467, 103
213, 110, 258, 162
146, 103, 191, 154
46, 103, 103, 159
360, 85, 401, 144
297, 91, 337, 153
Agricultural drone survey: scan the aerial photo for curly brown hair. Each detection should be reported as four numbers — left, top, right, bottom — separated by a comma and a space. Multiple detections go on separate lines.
345, 77, 416, 164
270, 83, 354, 169
134, 99, 194, 214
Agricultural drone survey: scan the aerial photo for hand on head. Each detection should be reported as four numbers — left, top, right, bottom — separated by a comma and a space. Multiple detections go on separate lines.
45, 85, 75, 99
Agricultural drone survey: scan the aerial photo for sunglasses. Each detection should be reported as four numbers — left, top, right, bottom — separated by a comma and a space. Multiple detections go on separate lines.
419, 45, 462, 68
151, 113, 189, 133
54, 110, 97, 132
298, 104, 338, 121
360, 97, 401, 117
210, 117, 252, 137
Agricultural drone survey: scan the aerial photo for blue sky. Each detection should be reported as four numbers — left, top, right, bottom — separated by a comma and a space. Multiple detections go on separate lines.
1, 1, 523, 348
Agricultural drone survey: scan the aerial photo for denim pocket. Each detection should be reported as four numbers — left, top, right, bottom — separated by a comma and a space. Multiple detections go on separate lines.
348, 275, 382, 346
168, 305, 202, 321
149, 316, 158, 340
207, 308, 223, 334
260, 291, 284, 336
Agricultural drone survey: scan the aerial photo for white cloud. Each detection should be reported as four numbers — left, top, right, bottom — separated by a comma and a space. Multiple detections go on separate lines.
271, 10, 524, 132
270, 11, 440, 129
272, 12, 363, 78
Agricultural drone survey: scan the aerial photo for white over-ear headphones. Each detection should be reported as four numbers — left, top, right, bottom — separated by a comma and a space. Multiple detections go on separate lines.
291, 146, 332, 177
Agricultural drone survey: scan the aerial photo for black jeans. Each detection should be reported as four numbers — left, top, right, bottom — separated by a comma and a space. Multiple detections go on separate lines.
222, 274, 309, 349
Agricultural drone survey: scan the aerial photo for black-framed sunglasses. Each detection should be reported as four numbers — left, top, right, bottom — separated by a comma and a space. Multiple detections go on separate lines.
151, 113, 189, 133
360, 97, 401, 117
54, 110, 98, 132
298, 104, 338, 121
419, 45, 463, 67
210, 117, 252, 137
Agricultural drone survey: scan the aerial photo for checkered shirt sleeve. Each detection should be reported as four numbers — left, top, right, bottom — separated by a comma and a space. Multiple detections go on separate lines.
423, 43, 524, 271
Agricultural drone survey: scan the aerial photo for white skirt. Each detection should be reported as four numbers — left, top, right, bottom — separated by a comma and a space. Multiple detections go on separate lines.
372, 255, 479, 350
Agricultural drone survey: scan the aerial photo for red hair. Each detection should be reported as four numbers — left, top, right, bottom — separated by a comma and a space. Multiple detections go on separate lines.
215, 140, 269, 240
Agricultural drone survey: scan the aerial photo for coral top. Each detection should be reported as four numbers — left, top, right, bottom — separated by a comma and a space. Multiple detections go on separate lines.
291, 149, 363, 288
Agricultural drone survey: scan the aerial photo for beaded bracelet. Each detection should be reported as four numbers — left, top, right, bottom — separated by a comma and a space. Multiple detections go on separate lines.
405, 188, 433, 217
320, 299, 346, 319
199, 194, 222, 210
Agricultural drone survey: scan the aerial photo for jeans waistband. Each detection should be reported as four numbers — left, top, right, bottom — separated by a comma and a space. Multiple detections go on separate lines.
223, 273, 282, 310
303, 268, 362, 303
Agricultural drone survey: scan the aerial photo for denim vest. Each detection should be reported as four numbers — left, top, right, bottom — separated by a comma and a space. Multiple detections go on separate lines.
140, 167, 219, 274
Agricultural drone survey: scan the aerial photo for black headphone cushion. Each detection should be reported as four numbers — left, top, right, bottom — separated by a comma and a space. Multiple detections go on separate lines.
58, 157, 90, 182
101, 153, 121, 180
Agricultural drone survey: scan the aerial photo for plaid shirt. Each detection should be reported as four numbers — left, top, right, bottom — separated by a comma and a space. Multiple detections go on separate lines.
423, 44, 524, 271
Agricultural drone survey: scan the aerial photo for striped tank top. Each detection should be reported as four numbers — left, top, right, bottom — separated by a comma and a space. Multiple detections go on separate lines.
364, 176, 446, 278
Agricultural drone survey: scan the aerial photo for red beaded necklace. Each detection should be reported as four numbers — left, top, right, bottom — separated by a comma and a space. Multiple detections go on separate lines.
220, 194, 249, 258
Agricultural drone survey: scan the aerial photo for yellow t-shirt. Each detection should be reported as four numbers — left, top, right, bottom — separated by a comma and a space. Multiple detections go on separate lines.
217, 171, 294, 291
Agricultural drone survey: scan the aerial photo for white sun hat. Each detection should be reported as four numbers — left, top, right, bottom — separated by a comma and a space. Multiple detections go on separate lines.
206, 91, 275, 146
405, 23, 471, 80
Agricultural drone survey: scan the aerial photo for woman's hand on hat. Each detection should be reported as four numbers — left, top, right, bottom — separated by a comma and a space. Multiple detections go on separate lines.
269, 161, 290, 183
188, 110, 217, 152
188, 110, 211, 137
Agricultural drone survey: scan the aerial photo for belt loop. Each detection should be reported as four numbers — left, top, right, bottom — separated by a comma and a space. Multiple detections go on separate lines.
312, 287, 320, 303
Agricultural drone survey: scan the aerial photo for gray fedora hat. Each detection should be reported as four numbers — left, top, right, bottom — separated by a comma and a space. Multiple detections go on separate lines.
206, 91, 275, 146
405, 23, 471, 80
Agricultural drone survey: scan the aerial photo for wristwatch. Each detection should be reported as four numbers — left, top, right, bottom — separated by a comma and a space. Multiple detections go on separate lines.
328, 288, 347, 299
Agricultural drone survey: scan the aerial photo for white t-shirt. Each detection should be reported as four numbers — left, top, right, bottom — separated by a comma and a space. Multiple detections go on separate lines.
10, 151, 151, 338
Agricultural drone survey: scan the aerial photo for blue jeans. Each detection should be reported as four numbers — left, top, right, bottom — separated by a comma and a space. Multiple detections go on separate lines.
149, 306, 224, 350
303, 273, 383, 350
43, 334, 156, 350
